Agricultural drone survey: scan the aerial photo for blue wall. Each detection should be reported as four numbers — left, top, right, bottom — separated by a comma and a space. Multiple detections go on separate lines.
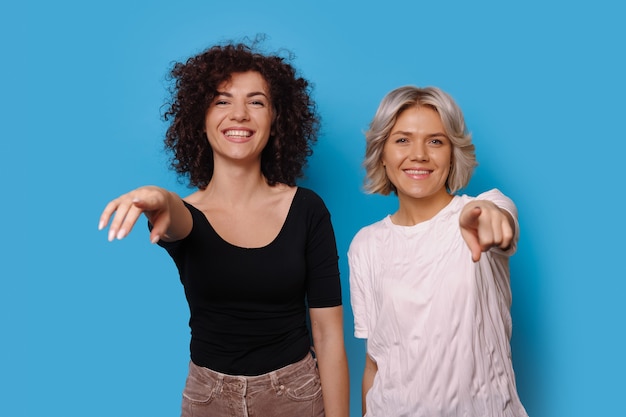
5, 0, 625, 416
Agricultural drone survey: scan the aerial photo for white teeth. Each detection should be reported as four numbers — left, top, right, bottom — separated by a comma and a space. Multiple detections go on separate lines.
224, 130, 252, 137
405, 169, 430, 175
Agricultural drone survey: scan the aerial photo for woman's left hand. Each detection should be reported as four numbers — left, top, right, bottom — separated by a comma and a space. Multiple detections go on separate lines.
459, 200, 515, 262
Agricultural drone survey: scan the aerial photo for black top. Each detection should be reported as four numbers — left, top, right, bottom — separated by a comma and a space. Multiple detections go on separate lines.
157, 187, 342, 375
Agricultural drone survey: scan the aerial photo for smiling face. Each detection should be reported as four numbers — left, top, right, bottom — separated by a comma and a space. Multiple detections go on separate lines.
204, 71, 273, 166
382, 105, 453, 206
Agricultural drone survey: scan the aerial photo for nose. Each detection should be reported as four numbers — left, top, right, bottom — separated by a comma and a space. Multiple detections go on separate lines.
410, 142, 428, 161
229, 101, 250, 121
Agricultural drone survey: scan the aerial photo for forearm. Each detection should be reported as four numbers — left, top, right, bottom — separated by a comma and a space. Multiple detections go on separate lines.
316, 341, 350, 417
310, 307, 349, 417
146, 190, 191, 242
362, 354, 377, 416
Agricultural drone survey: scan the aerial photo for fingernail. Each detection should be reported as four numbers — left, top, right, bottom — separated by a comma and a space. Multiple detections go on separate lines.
108, 230, 115, 242
151, 235, 160, 244
116, 229, 126, 240
98, 221, 104, 230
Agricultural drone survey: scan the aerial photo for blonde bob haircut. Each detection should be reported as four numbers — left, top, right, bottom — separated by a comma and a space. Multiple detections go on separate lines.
363, 86, 477, 195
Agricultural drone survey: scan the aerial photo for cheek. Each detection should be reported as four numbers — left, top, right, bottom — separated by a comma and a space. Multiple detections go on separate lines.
438, 149, 453, 168
203, 117, 212, 133
381, 146, 393, 167
204, 109, 222, 131
442, 153, 453, 179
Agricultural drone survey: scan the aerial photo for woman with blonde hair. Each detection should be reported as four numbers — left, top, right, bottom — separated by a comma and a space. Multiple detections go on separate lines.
349, 86, 528, 416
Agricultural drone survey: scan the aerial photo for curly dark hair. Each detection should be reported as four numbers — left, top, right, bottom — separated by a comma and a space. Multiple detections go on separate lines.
162, 38, 320, 189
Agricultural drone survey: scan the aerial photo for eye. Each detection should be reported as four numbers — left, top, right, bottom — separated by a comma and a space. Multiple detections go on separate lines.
394, 137, 408, 144
429, 137, 447, 145
250, 100, 266, 106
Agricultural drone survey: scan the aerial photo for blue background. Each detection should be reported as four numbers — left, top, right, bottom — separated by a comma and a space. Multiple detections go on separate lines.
4, 0, 625, 416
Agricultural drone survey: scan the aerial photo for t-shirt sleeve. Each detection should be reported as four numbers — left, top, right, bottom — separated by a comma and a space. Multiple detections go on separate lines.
348, 229, 371, 339
302, 190, 343, 309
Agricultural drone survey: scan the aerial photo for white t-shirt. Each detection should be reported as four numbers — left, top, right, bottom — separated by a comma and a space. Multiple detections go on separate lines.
348, 189, 528, 417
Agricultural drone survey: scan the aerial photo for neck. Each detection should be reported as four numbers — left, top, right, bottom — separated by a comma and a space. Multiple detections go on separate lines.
392, 191, 453, 226
203, 161, 270, 206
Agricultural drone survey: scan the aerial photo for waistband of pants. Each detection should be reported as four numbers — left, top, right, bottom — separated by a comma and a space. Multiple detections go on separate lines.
189, 351, 317, 395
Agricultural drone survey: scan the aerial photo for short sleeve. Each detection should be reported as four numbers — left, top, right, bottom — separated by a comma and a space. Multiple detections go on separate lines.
348, 229, 372, 339
300, 189, 343, 309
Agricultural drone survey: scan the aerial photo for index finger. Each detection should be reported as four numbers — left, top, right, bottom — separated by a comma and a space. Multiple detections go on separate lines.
98, 198, 122, 231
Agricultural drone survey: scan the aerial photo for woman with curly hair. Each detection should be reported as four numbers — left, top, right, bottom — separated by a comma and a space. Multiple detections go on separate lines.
348, 86, 528, 416
99, 40, 349, 417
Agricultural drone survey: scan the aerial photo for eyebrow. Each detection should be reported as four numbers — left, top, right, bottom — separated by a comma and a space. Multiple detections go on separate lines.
389, 130, 448, 138
215, 91, 269, 99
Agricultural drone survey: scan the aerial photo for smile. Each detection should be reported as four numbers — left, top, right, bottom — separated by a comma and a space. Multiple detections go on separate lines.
404, 169, 431, 175
224, 129, 252, 138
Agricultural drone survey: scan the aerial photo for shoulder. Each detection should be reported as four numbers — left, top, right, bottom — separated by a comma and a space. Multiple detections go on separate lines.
180, 190, 210, 219
348, 217, 389, 254
456, 189, 517, 215
295, 186, 325, 203
472, 188, 514, 203
293, 187, 330, 213
178, 199, 204, 221
353, 217, 388, 238
474, 188, 518, 218
182, 189, 204, 206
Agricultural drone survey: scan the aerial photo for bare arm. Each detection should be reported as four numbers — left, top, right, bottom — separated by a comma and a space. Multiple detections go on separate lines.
309, 306, 350, 417
459, 199, 516, 262
361, 353, 377, 416
98, 185, 192, 243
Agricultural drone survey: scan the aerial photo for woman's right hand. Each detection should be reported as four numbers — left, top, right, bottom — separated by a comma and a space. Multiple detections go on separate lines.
459, 199, 515, 262
98, 186, 180, 244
